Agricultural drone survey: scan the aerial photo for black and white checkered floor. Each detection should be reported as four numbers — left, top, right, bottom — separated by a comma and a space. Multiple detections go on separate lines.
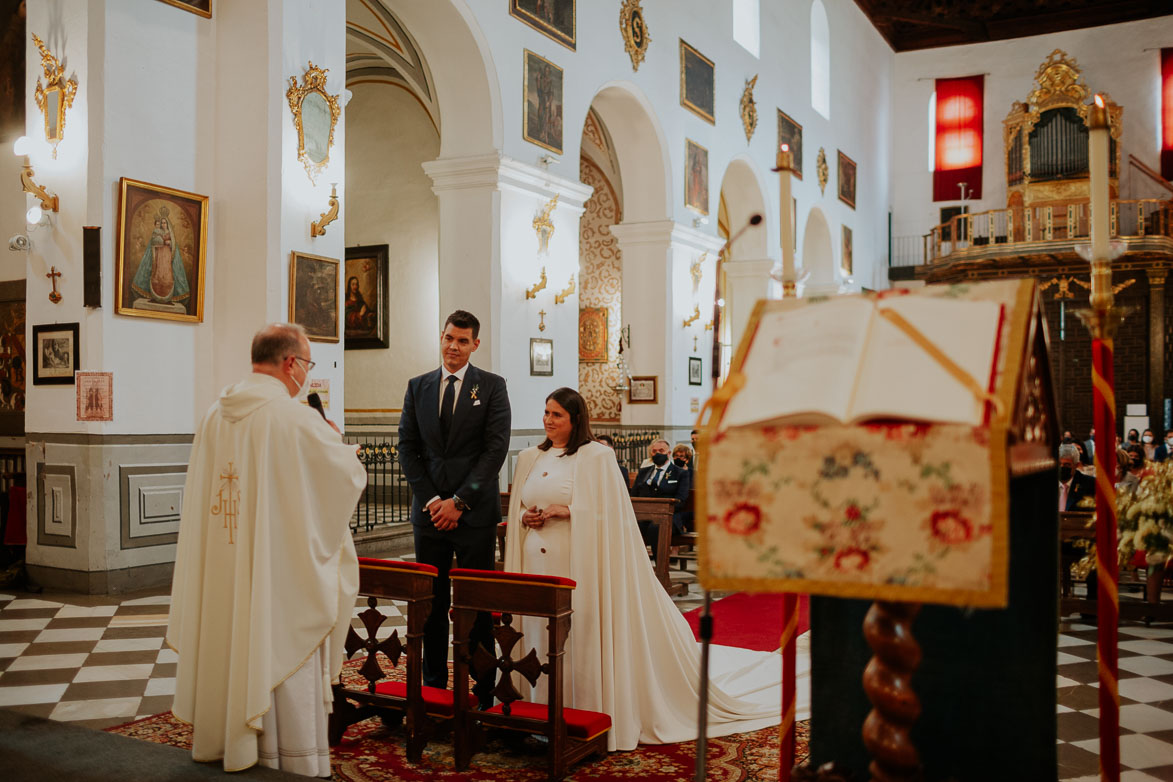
1, 578, 1171, 778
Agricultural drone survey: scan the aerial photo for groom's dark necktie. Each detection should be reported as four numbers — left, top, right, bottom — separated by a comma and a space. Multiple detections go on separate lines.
440, 374, 457, 440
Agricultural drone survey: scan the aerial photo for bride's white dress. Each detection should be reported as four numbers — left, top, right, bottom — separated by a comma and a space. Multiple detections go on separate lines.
504, 441, 811, 752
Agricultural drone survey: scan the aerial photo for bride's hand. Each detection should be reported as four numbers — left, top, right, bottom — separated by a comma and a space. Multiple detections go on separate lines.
540, 504, 570, 521
521, 506, 545, 529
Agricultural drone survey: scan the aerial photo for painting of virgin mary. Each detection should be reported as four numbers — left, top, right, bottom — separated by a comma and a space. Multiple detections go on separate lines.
131, 208, 190, 306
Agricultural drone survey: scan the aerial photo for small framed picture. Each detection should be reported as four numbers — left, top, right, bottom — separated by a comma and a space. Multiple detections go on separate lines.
685, 138, 709, 215
629, 375, 657, 404
679, 40, 715, 124
32, 323, 79, 385
344, 244, 389, 350
156, 0, 211, 17
509, 0, 575, 50
289, 251, 339, 343
838, 150, 857, 210
523, 50, 564, 154
530, 338, 553, 376
76, 371, 113, 422
842, 225, 854, 277
688, 356, 703, 386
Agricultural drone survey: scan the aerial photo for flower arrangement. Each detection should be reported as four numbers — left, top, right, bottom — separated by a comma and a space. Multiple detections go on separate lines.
1117, 460, 1173, 565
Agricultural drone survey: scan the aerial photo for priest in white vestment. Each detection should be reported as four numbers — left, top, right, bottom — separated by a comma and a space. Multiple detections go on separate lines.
167, 323, 366, 776
505, 388, 810, 752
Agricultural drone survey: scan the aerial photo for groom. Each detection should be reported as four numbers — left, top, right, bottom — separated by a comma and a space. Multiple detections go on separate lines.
398, 310, 511, 706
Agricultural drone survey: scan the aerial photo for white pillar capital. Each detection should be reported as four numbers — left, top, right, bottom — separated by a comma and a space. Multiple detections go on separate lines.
424, 153, 593, 213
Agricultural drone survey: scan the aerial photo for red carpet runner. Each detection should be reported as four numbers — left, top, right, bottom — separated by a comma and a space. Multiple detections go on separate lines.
684, 593, 810, 652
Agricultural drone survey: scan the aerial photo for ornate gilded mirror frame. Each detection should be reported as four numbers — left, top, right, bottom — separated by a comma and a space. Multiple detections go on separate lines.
32, 33, 78, 159
285, 62, 341, 183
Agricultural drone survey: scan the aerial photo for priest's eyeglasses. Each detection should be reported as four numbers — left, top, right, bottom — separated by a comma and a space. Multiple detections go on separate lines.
292, 356, 316, 372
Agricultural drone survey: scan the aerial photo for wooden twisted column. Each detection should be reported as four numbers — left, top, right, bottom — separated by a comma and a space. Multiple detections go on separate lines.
862, 601, 923, 782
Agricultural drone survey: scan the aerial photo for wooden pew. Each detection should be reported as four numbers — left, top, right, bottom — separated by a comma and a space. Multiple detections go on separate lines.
1061, 510, 1173, 623
496, 492, 685, 597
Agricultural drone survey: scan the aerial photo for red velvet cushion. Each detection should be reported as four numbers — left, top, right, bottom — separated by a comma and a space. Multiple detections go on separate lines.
485, 701, 611, 740
372, 681, 477, 717
358, 558, 439, 576
449, 568, 576, 589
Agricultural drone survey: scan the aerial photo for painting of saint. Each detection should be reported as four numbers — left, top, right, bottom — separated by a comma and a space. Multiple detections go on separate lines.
116, 178, 208, 323
0, 0, 25, 144
842, 225, 853, 277
290, 252, 339, 343
344, 245, 388, 349
680, 40, 715, 124
510, 0, 575, 50
778, 109, 803, 180
838, 150, 857, 210
523, 50, 563, 154
685, 139, 709, 215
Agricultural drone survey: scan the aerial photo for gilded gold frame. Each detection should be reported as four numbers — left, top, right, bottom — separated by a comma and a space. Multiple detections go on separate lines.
114, 177, 209, 324
522, 49, 564, 155
289, 251, 340, 344
286, 62, 341, 183
619, 0, 650, 71
685, 138, 709, 215
509, 0, 575, 51
156, 0, 211, 18
31, 34, 77, 158
679, 40, 715, 124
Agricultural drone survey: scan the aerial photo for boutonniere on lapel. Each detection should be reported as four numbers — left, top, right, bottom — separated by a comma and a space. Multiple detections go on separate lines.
470, 384, 481, 406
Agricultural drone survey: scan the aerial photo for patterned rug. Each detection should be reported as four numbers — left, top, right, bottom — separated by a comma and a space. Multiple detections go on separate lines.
107, 659, 808, 781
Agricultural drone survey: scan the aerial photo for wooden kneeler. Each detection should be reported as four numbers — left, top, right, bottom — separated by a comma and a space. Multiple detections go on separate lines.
450, 568, 610, 782
329, 557, 468, 762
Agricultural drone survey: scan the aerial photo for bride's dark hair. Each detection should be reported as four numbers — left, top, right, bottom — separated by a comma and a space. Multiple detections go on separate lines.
538, 387, 595, 456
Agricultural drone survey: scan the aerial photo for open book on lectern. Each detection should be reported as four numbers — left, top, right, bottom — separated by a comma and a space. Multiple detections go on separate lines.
721, 293, 1004, 429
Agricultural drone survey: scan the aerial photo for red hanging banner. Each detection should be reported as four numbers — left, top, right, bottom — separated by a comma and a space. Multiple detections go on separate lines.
933, 75, 984, 202
1161, 49, 1173, 181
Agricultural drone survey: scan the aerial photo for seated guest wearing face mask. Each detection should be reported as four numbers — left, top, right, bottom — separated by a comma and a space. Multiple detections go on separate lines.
1058, 442, 1095, 513
1119, 444, 1146, 493
1156, 431, 1172, 463
631, 439, 690, 551
1141, 429, 1158, 462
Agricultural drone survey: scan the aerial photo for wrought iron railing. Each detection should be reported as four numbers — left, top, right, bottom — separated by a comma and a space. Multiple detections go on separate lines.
344, 431, 412, 533
920, 198, 1172, 265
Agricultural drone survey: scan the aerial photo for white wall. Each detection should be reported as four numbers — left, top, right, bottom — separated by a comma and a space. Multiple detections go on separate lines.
344, 83, 440, 410
891, 17, 1173, 246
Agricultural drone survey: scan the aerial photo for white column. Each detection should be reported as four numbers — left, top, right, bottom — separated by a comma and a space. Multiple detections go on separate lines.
723, 257, 774, 350
610, 221, 723, 428
425, 155, 592, 426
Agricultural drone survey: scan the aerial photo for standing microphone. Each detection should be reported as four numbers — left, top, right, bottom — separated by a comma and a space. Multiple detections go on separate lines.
711, 214, 763, 387
307, 392, 327, 420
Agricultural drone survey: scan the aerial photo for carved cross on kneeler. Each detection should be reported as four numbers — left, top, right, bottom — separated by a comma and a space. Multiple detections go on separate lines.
47, 266, 62, 303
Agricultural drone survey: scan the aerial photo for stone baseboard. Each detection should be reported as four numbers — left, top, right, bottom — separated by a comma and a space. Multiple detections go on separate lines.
26, 561, 175, 595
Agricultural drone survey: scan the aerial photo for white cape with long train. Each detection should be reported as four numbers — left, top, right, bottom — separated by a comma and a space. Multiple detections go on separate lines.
504, 441, 810, 752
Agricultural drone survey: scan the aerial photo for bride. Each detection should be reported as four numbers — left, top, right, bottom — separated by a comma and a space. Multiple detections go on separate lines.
503, 387, 806, 752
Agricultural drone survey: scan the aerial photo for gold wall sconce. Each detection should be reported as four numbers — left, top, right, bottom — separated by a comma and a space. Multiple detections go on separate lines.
690, 252, 706, 293
16, 139, 59, 216
683, 304, 700, 328
310, 184, 339, 237
704, 319, 713, 331
525, 267, 547, 300
32, 34, 78, 158
533, 194, 558, 254
554, 274, 576, 304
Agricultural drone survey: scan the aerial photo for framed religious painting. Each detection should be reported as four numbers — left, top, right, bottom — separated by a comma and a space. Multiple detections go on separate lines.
289, 251, 339, 343
156, 0, 211, 17
76, 371, 113, 422
115, 177, 209, 323
32, 322, 78, 386
578, 306, 608, 363
838, 150, 857, 209
777, 109, 803, 180
629, 376, 657, 404
0, 0, 26, 142
523, 50, 563, 154
530, 338, 553, 376
679, 40, 714, 124
0, 281, 23, 435
688, 356, 703, 386
685, 139, 709, 215
344, 244, 389, 350
510, 0, 575, 50
841, 225, 853, 277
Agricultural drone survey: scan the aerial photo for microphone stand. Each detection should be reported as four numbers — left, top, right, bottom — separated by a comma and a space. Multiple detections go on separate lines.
697, 213, 761, 781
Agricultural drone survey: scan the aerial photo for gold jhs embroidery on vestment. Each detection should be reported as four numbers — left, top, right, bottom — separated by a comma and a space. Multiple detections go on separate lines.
210, 461, 241, 544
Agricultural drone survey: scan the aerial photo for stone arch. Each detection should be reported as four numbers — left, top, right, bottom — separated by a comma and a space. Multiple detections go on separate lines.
583, 82, 672, 223
718, 156, 770, 259
802, 206, 836, 289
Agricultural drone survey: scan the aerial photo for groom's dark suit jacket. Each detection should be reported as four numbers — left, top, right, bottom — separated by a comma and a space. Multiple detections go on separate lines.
397, 365, 511, 528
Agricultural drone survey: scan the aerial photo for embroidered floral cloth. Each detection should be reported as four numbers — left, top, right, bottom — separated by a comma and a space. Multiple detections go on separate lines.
700, 421, 1008, 607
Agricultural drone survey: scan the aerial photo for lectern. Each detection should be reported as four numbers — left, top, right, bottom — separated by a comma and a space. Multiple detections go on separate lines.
697, 279, 1060, 781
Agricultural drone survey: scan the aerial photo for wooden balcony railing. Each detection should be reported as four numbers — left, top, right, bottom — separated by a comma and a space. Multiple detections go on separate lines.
921, 199, 1173, 265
